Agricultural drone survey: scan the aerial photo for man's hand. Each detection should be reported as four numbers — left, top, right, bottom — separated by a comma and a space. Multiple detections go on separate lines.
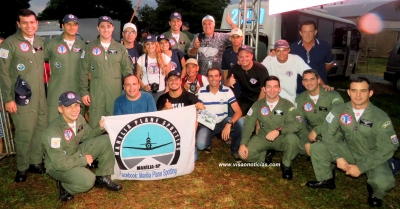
82, 95, 91, 106
195, 102, 205, 110
184, 82, 190, 91
345, 164, 361, 177
194, 37, 200, 49
266, 130, 279, 141
5, 101, 17, 113
85, 155, 93, 165
322, 85, 334, 91
164, 99, 173, 110
88, 72, 92, 81
99, 118, 105, 130
305, 143, 311, 156
226, 13, 234, 26
336, 158, 349, 171
228, 74, 236, 88
144, 84, 151, 92
308, 130, 317, 142
221, 124, 231, 141
238, 145, 248, 159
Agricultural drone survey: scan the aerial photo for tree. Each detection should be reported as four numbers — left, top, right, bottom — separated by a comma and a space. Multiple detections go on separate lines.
135, 4, 157, 34
0, 0, 31, 38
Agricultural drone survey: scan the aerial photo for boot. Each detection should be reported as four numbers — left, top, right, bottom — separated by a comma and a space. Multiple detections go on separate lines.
94, 176, 122, 191
264, 150, 276, 164
57, 181, 74, 202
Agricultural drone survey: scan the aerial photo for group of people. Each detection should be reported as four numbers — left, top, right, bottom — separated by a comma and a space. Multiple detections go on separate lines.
0, 9, 398, 208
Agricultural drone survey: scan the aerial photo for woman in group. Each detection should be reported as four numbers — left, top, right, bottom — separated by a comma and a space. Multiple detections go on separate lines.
137, 34, 171, 102
157, 34, 186, 77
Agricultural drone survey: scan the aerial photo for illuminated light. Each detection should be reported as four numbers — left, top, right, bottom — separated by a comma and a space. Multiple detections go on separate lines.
231, 8, 265, 25
269, 0, 345, 15
358, 13, 383, 34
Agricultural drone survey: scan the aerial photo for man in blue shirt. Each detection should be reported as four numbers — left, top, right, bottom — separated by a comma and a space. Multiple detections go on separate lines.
113, 74, 156, 115
290, 20, 334, 94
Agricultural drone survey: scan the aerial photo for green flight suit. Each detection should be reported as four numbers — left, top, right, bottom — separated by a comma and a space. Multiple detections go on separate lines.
295, 87, 344, 155
42, 114, 114, 195
80, 39, 132, 127
44, 33, 86, 123
0, 30, 48, 171
241, 97, 302, 166
163, 30, 191, 54
182, 30, 194, 42
311, 102, 398, 199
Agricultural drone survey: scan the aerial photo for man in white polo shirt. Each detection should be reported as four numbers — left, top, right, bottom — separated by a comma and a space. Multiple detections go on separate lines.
196, 68, 243, 162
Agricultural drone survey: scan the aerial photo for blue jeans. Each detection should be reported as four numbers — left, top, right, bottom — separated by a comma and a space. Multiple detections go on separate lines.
195, 117, 243, 161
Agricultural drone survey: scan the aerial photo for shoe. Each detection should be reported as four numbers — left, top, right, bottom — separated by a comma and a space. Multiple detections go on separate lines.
87, 158, 99, 169
367, 184, 382, 207
231, 153, 242, 163
306, 178, 336, 190
28, 164, 46, 174
14, 170, 28, 182
94, 176, 122, 191
204, 145, 212, 153
264, 150, 276, 164
280, 162, 293, 180
57, 181, 74, 202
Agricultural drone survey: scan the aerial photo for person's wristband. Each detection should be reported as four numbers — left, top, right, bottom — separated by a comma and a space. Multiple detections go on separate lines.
275, 127, 282, 135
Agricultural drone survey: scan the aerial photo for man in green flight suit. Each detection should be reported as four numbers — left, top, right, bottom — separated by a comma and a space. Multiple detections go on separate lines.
295, 69, 344, 156
239, 76, 302, 180
45, 14, 86, 123
306, 77, 398, 207
163, 12, 191, 55
80, 16, 132, 128
0, 9, 47, 182
42, 91, 122, 202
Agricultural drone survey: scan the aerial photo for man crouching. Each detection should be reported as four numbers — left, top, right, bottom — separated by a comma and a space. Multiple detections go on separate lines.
42, 91, 122, 202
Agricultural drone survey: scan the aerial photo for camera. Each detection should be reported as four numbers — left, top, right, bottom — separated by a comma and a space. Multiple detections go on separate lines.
150, 83, 159, 94
189, 82, 197, 93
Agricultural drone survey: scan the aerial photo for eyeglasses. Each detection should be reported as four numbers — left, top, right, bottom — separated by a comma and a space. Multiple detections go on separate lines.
123, 31, 136, 35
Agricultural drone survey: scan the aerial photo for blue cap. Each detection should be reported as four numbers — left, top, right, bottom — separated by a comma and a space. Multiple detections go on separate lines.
167, 71, 181, 79
98, 16, 113, 25
63, 14, 78, 24
144, 34, 156, 43
14, 76, 31, 106
59, 91, 81, 106
157, 34, 169, 42
170, 12, 182, 20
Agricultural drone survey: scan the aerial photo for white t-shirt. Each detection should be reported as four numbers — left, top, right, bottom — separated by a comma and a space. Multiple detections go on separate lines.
353, 108, 365, 121
262, 54, 310, 104
266, 100, 278, 111
137, 53, 171, 92
64, 39, 75, 50
309, 94, 319, 104
172, 33, 180, 43
101, 42, 110, 51
68, 121, 77, 135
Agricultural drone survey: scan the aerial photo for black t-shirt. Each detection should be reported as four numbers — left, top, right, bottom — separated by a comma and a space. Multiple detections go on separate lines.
227, 61, 268, 102
156, 89, 199, 110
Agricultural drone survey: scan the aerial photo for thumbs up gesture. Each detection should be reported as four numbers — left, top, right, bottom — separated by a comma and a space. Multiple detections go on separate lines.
164, 99, 173, 110
228, 74, 236, 88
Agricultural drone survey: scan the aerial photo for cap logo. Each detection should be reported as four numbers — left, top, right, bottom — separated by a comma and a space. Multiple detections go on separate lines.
160, 35, 165, 38
67, 93, 75, 99
20, 95, 26, 99
103, 16, 108, 20
174, 12, 178, 16
147, 35, 152, 39
68, 15, 74, 18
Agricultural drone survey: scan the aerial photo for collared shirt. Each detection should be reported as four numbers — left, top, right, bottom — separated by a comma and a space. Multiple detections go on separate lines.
198, 85, 236, 123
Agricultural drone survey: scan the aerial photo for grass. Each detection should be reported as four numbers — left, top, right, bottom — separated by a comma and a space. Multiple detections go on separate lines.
356, 58, 388, 76
1, 58, 399, 208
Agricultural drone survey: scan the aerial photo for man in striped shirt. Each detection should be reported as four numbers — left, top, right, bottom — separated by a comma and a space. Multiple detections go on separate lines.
196, 68, 243, 162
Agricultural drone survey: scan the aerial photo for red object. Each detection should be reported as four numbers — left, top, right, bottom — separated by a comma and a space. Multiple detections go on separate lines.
44, 61, 50, 83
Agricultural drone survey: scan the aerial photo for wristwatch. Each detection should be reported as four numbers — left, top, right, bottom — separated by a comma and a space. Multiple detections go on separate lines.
227, 119, 234, 126
275, 127, 282, 135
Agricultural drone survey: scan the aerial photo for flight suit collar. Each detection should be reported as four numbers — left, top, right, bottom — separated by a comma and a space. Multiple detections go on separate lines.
15, 29, 43, 46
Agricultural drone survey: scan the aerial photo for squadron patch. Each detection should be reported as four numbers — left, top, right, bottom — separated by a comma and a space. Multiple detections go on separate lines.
340, 113, 352, 125
90, 65, 95, 71
57, 45, 67, 54
249, 78, 257, 84
391, 135, 398, 144
303, 102, 313, 112
169, 39, 176, 46
51, 137, 61, 148
17, 64, 25, 71
92, 47, 102, 56
19, 43, 30, 52
64, 129, 73, 141
0, 48, 9, 59
382, 121, 391, 128
247, 108, 253, 116
260, 106, 269, 116
285, 71, 293, 77
326, 112, 334, 123
55, 62, 61, 68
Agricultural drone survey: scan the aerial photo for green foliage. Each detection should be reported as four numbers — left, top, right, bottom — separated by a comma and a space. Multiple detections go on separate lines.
0, 0, 31, 38
136, 0, 231, 35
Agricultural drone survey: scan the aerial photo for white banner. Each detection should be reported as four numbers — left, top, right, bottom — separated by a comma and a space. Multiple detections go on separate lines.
104, 105, 196, 180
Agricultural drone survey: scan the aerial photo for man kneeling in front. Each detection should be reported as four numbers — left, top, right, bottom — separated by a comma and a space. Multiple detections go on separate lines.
42, 91, 122, 202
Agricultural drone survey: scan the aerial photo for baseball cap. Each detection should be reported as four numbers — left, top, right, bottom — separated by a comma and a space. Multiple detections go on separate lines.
123, 23, 137, 32
274, 39, 290, 49
202, 15, 215, 23
157, 34, 169, 42
144, 34, 156, 43
238, 45, 254, 54
58, 91, 81, 107
185, 58, 198, 66
167, 71, 181, 79
140, 29, 149, 34
230, 28, 243, 37
170, 12, 182, 20
14, 76, 31, 106
183, 22, 190, 27
63, 14, 78, 24
98, 16, 113, 25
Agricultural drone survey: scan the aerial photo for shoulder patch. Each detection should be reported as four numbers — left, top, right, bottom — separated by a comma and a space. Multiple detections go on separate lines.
326, 112, 334, 123
0, 48, 9, 59
332, 98, 340, 104
391, 135, 398, 144
247, 108, 253, 116
81, 50, 85, 58
382, 121, 391, 128
50, 138, 61, 148
289, 107, 295, 112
